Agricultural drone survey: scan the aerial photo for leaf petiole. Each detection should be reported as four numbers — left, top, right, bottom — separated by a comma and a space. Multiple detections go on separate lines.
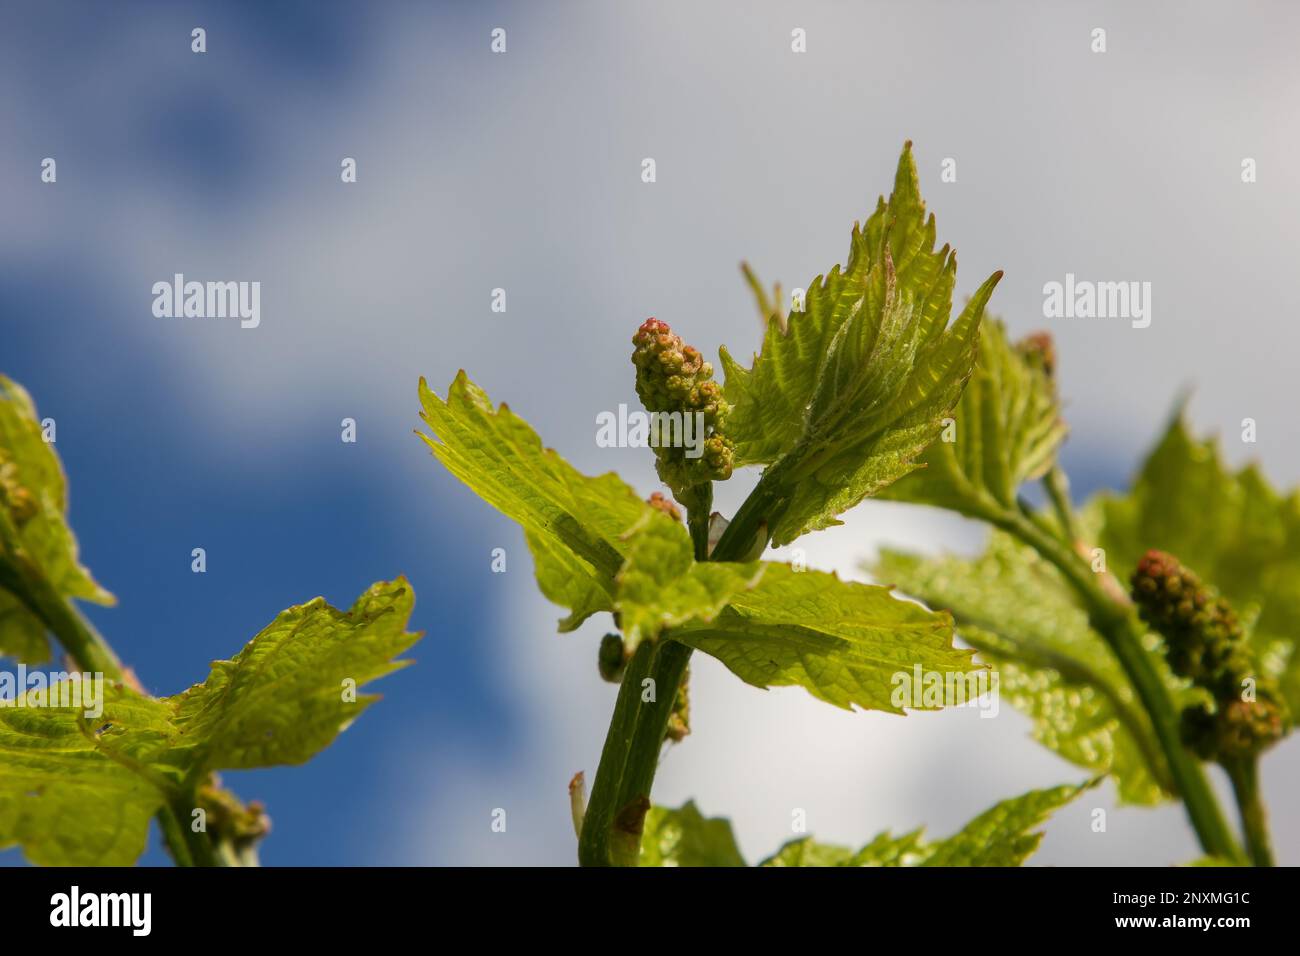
995, 506, 1243, 863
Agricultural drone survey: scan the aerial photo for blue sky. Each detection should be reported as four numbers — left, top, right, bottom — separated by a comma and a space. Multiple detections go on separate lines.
1, 0, 519, 867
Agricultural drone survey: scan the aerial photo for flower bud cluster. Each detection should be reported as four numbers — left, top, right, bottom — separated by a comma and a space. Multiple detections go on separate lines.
1132, 550, 1289, 760
631, 318, 734, 495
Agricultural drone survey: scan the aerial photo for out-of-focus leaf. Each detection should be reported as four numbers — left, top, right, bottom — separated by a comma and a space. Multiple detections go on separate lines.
0, 579, 419, 866
875, 534, 1171, 804
1098, 414, 1300, 711
919, 780, 1094, 866
761, 781, 1092, 866
0, 375, 114, 662
639, 800, 747, 867
670, 563, 976, 713
880, 319, 1067, 520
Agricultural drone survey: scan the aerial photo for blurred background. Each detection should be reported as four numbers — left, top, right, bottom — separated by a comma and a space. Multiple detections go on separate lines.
2, 0, 1297, 866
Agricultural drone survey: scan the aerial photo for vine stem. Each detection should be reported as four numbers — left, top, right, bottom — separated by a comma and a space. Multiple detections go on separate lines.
579, 449, 1246, 864
578, 627, 693, 866
0, 556, 126, 681
1224, 757, 1273, 867
155, 803, 198, 868
1043, 466, 1082, 545
679, 483, 713, 562
957, 624, 1172, 793
580, 478, 743, 866
995, 509, 1243, 863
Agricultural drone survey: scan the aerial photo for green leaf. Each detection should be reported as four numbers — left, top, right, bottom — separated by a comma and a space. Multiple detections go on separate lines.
0, 375, 114, 663
0, 683, 176, 866
419, 375, 782, 651
0, 579, 419, 866
669, 563, 976, 713
719, 143, 1001, 546
880, 319, 1067, 520
639, 800, 747, 867
614, 512, 764, 652
525, 530, 613, 633
762, 836, 877, 867
875, 535, 1171, 805
918, 780, 1095, 866
418, 372, 659, 632
167, 578, 421, 771
420, 374, 761, 648
761, 781, 1093, 866
1097, 414, 1300, 711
